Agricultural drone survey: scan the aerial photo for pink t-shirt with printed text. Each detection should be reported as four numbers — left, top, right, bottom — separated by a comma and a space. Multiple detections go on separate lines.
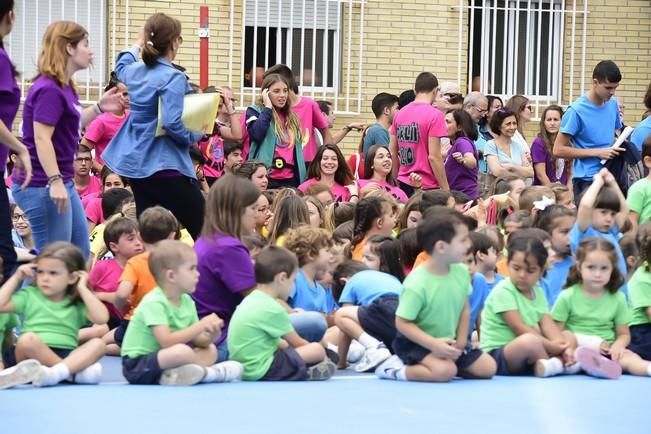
357, 179, 408, 203
83, 111, 128, 165
298, 178, 351, 202
88, 258, 124, 319
292, 97, 329, 163
390, 102, 447, 189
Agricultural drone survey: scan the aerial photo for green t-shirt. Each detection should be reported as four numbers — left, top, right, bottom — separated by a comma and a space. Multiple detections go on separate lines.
121, 287, 199, 358
551, 284, 629, 344
228, 290, 294, 381
627, 178, 651, 225
629, 266, 651, 326
480, 279, 549, 352
11, 286, 87, 350
396, 263, 472, 340
0, 313, 19, 359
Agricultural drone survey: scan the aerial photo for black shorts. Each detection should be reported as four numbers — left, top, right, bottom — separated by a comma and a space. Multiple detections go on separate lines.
122, 352, 163, 385
358, 295, 399, 349
261, 346, 308, 381
3, 345, 72, 368
107, 315, 122, 330
629, 323, 651, 361
114, 319, 130, 346
488, 347, 536, 376
393, 333, 483, 370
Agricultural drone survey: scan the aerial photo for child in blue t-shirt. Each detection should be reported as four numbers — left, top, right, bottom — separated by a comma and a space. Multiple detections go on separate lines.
333, 260, 403, 372
466, 232, 492, 343
535, 205, 576, 307
473, 228, 504, 292
569, 168, 628, 296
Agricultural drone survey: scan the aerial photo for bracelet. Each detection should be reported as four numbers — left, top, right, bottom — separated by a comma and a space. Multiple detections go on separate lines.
350, 194, 359, 198
47, 174, 63, 186
94, 103, 104, 115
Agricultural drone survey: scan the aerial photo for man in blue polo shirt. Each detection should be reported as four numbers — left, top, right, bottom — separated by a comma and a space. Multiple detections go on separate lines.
553, 60, 623, 203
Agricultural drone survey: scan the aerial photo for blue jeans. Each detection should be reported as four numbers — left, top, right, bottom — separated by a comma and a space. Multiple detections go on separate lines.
289, 311, 328, 343
12, 181, 90, 259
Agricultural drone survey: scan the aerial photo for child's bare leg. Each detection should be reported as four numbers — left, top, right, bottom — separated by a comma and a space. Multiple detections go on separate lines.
101, 329, 121, 356
322, 326, 340, 346
192, 345, 218, 367
336, 331, 352, 368
15, 332, 65, 366
335, 307, 364, 340
78, 325, 109, 344
619, 350, 651, 376
503, 333, 548, 374
405, 354, 457, 382
295, 343, 326, 365
458, 352, 496, 379
157, 344, 205, 370
61, 338, 106, 373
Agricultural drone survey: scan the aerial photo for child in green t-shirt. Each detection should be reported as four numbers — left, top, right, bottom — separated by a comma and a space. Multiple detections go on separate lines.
552, 237, 651, 379
0, 242, 110, 389
626, 140, 651, 234
628, 234, 651, 361
480, 230, 573, 377
121, 240, 243, 386
229, 245, 335, 381
376, 206, 497, 382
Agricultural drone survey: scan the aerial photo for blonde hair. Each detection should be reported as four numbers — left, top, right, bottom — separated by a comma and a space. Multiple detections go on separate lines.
148, 240, 196, 285
36, 21, 88, 88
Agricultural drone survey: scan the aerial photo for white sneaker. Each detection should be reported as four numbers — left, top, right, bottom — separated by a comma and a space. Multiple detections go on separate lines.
375, 355, 405, 380
0, 359, 41, 390
211, 361, 244, 382
354, 344, 392, 372
159, 364, 206, 386
347, 341, 366, 364
534, 357, 564, 378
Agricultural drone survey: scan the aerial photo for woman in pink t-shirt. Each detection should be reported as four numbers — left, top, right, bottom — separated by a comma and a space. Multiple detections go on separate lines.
357, 144, 413, 203
299, 144, 356, 203
81, 72, 130, 173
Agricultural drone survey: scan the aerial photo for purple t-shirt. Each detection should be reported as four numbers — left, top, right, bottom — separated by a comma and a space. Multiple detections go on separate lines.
444, 136, 479, 199
192, 233, 256, 344
0, 48, 20, 171
530, 135, 568, 185
17, 76, 82, 187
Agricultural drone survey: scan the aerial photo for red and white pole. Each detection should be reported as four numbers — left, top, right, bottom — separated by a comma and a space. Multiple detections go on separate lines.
199, 5, 209, 89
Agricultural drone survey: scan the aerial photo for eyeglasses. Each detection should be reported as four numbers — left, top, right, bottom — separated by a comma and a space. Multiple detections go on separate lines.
12, 214, 28, 222
473, 105, 489, 114
75, 157, 92, 163
444, 92, 462, 99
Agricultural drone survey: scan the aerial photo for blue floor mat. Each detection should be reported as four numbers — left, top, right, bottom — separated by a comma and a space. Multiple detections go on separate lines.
1, 356, 648, 434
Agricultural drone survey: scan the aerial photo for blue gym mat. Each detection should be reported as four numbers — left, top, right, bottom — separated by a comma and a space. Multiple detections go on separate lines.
1, 356, 648, 434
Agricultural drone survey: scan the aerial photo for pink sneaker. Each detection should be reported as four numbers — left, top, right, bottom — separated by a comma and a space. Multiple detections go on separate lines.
575, 347, 622, 379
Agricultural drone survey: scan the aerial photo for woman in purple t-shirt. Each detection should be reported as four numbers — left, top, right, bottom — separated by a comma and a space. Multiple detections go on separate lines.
443, 110, 480, 199
0, 2, 33, 278
531, 105, 570, 186
10, 20, 120, 259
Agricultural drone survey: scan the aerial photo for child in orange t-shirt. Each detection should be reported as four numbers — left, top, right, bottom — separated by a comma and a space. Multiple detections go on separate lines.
351, 197, 396, 260
113, 206, 181, 345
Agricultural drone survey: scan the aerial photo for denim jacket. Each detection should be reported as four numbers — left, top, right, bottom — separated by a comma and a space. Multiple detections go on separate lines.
102, 47, 204, 179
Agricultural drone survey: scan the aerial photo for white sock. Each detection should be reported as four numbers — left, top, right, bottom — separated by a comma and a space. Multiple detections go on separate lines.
39, 363, 70, 387
326, 342, 338, 353
563, 362, 582, 375
541, 357, 564, 377
72, 363, 102, 384
358, 333, 381, 349
646, 364, 651, 377
201, 367, 216, 383
396, 367, 408, 381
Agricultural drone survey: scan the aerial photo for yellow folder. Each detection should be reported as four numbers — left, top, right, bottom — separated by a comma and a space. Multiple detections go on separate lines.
155, 93, 221, 137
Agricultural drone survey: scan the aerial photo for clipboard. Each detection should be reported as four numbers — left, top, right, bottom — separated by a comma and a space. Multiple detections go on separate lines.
155, 93, 221, 137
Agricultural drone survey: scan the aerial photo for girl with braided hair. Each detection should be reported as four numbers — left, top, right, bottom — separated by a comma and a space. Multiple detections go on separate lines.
350, 196, 396, 261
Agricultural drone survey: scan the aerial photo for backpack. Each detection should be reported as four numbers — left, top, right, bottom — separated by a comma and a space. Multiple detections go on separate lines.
603, 139, 643, 196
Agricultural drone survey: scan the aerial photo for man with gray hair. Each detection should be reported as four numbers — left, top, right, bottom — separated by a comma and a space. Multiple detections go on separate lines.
434, 82, 461, 112
463, 92, 490, 195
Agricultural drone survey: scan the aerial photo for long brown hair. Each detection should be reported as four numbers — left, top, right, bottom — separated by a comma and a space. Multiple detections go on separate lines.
307, 144, 353, 186
36, 21, 88, 88
363, 145, 397, 185
268, 195, 310, 244
538, 104, 564, 165
202, 174, 261, 240
257, 74, 302, 146
36, 242, 86, 305
142, 13, 182, 66
505, 95, 530, 135
565, 237, 624, 294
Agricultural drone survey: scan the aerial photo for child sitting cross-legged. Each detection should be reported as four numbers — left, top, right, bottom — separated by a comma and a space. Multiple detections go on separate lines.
375, 206, 497, 382
121, 240, 243, 386
228, 246, 336, 381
